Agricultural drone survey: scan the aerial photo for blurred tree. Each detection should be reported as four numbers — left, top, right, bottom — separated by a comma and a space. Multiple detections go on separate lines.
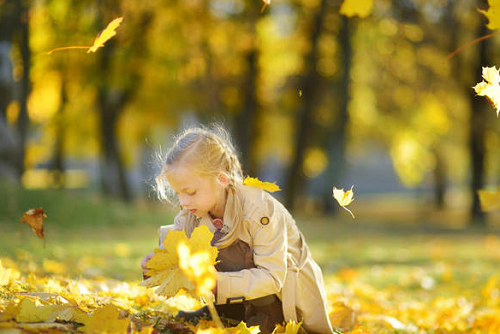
0, 0, 31, 180
285, 0, 327, 210
467, 0, 490, 226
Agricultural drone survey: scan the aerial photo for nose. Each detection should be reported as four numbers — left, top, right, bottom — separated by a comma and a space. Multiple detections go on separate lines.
179, 194, 190, 208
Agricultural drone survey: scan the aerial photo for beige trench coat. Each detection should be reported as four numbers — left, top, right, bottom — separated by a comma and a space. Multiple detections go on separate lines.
158, 184, 334, 334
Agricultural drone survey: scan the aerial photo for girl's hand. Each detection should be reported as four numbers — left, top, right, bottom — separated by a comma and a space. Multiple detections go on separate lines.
141, 252, 154, 280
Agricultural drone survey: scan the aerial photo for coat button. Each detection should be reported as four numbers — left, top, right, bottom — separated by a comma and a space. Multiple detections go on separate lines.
260, 217, 270, 225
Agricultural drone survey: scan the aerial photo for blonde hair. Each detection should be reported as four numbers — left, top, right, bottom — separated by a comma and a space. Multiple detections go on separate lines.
155, 125, 243, 203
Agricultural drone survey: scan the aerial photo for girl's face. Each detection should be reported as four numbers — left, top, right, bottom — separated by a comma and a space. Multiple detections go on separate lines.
166, 165, 228, 218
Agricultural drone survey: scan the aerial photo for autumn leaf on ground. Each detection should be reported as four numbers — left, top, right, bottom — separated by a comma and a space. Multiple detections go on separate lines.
478, 186, 500, 211
340, 0, 374, 18
474, 66, 500, 116
243, 176, 281, 193
479, 0, 500, 30
140, 225, 218, 298
272, 320, 302, 334
332, 186, 356, 219
20, 208, 46, 240
79, 304, 130, 334
47, 17, 123, 54
329, 301, 356, 330
0, 259, 20, 286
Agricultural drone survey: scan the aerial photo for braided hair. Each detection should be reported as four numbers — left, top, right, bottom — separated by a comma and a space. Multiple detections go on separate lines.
155, 124, 243, 203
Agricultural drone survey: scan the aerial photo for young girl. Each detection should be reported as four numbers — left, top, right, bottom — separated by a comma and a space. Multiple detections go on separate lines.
142, 126, 333, 334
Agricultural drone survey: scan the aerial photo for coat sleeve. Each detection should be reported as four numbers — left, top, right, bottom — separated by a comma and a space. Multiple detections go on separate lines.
216, 200, 288, 304
157, 211, 186, 249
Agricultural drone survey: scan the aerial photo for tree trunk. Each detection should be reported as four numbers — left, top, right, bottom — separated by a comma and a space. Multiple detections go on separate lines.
234, 2, 260, 176
51, 79, 67, 188
323, 15, 352, 213
469, 0, 489, 226
0, 0, 18, 122
97, 42, 133, 202
15, 0, 31, 180
284, 0, 327, 210
434, 148, 446, 209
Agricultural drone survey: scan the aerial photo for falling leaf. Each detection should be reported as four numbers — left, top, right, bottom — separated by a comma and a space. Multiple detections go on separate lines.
479, 0, 500, 30
140, 225, 218, 298
47, 17, 123, 54
478, 186, 500, 211
474, 66, 500, 116
88, 17, 124, 53
243, 176, 281, 193
340, 0, 374, 18
20, 208, 46, 240
332, 185, 356, 219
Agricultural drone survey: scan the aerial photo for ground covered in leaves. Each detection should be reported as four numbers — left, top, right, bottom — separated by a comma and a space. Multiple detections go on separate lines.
1, 186, 500, 333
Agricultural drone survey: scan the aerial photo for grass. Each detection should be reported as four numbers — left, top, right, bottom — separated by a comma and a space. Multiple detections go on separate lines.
2, 182, 500, 333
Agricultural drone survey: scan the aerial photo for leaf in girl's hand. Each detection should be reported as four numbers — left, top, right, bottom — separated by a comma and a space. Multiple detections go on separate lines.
87, 17, 124, 53
140, 225, 218, 298
474, 66, 500, 116
478, 0, 500, 30
478, 186, 500, 211
20, 208, 46, 239
332, 186, 356, 219
243, 176, 281, 193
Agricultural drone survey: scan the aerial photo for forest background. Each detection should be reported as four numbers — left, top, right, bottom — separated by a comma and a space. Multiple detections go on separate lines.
3, 0, 500, 228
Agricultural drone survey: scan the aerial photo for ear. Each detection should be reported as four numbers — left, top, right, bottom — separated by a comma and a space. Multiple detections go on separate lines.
217, 173, 230, 189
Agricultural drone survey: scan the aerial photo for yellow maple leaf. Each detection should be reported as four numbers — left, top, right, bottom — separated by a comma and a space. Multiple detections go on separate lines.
474, 66, 500, 116
243, 176, 281, 193
478, 186, 500, 211
332, 185, 356, 219
272, 320, 302, 334
88, 17, 124, 53
479, 0, 500, 30
47, 17, 123, 54
15, 298, 79, 323
140, 225, 218, 298
0, 259, 20, 286
79, 304, 130, 334
178, 242, 216, 296
340, 0, 374, 18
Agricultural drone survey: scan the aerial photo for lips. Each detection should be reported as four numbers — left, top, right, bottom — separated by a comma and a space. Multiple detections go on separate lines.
189, 209, 197, 213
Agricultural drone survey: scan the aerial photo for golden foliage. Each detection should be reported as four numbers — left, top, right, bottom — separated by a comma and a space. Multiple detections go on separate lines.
140, 225, 218, 297
339, 0, 374, 18
478, 186, 500, 211
243, 176, 281, 193
474, 66, 500, 116
332, 186, 356, 219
